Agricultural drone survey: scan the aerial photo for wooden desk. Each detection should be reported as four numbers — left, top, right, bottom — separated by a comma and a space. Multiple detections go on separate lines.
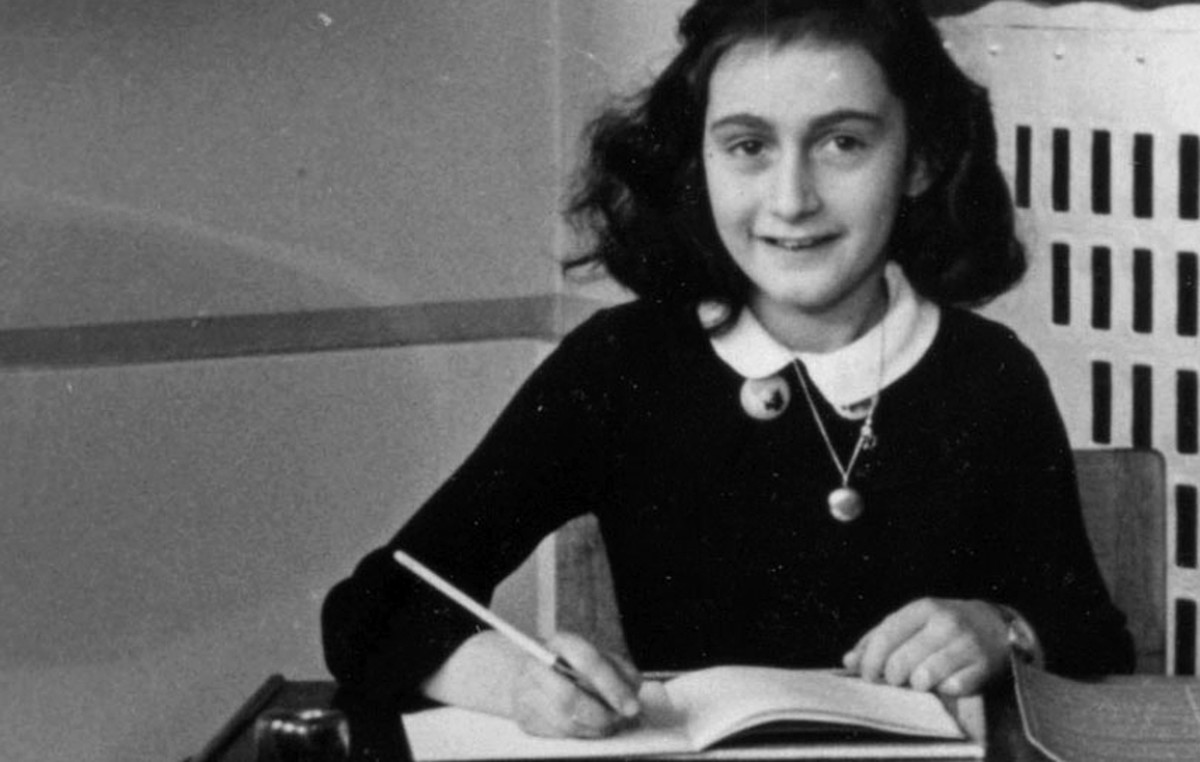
192, 678, 1049, 762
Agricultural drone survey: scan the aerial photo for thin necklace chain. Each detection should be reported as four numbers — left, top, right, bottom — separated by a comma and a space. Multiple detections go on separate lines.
791, 321, 886, 488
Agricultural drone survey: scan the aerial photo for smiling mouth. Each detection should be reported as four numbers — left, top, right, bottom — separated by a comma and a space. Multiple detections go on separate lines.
759, 234, 839, 251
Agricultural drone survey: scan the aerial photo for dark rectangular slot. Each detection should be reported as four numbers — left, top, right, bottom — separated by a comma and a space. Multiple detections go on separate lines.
1092, 361, 1112, 444
1053, 128, 1071, 212
1092, 247, 1112, 330
1181, 370, 1199, 455
1181, 135, 1199, 220
1134, 133, 1154, 218
1181, 252, 1199, 337
1052, 243, 1071, 325
1175, 599, 1197, 676
1016, 125, 1032, 209
1133, 248, 1153, 334
1179, 485, 1199, 569
1092, 130, 1112, 214
1133, 364, 1153, 448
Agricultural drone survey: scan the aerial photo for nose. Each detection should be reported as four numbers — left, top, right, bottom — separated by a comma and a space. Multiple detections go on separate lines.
769, 152, 821, 220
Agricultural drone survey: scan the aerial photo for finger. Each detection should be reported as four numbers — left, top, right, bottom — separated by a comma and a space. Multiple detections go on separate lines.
855, 600, 935, 683
846, 626, 872, 660
514, 659, 612, 738
933, 661, 989, 697
931, 633, 1010, 693
608, 650, 644, 691
841, 633, 869, 673
884, 601, 991, 688
842, 647, 862, 674
545, 660, 631, 737
907, 603, 1010, 692
548, 633, 641, 719
906, 634, 981, 692
882, 624, 952, 688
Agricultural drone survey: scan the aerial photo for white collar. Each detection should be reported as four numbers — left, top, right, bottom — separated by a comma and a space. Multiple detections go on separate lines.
704, 264, 941, 415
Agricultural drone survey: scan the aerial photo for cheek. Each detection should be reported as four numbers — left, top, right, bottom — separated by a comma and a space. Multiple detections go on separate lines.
843, 167, 908, 230
705, 175, 753, 228
878, 155, 917, 208
704, 152, 744, 203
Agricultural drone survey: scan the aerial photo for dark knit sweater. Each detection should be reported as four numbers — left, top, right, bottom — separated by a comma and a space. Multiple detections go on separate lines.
322, 300, 1134, 704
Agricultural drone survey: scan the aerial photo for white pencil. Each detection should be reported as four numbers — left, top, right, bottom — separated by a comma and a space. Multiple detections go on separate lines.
392, 549, 617, 711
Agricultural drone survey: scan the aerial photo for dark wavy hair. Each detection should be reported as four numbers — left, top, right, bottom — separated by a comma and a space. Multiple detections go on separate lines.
565, 0, 1025, 314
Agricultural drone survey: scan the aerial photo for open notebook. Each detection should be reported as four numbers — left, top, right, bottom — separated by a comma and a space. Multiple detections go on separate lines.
403, 666, 986, 760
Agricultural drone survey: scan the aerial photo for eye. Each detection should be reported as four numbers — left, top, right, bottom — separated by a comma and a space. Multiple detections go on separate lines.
815, 132, 873, 166
728, 137, 767, 157
829, 134, 867, 153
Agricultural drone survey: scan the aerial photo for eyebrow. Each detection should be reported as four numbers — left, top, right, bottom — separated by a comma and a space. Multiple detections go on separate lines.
707, 108, 887, 134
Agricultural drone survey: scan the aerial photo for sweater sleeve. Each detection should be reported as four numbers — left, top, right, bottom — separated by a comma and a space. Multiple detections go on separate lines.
981, 338, 1135, 676
321, 311, 621, 705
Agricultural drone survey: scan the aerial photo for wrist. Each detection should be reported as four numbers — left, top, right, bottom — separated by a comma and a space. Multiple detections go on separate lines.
988, 602, 1042, 666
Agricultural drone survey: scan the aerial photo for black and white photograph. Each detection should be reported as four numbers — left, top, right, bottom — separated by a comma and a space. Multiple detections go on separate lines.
1, 2, 1197, 761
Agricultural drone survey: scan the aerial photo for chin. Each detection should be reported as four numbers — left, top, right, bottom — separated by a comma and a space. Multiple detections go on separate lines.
764, 290, 837, 314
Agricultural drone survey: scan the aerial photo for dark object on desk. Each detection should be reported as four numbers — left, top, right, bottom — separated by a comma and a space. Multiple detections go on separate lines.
1013, 657, 1200, 762
191, 675, 286, 762
254, 707, 350, 761
189, 679, 402, 762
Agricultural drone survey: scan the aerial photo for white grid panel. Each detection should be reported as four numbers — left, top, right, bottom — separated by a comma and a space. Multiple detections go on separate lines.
938, 1, 1200, 674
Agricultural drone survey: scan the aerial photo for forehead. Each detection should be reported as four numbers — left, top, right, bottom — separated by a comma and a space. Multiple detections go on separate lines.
705, 39, 899, 122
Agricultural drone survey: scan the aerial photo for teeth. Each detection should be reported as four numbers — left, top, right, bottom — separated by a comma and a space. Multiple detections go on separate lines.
765, 236, 825, 251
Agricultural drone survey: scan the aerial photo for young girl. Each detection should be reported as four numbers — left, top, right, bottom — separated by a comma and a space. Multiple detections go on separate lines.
323, 0, 1134, 740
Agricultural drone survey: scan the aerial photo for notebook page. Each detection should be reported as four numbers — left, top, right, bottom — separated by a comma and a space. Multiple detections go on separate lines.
667, 667, 965, 749
402, 681, 688, 761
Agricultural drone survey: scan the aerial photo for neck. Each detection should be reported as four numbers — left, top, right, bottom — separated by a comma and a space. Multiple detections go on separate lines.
752, 276, 889, 354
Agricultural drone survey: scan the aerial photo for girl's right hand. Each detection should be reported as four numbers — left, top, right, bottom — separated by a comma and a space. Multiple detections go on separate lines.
511, 631, 643, 738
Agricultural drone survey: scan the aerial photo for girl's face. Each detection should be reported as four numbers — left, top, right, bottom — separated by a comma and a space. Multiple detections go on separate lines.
702, 38, 929, 349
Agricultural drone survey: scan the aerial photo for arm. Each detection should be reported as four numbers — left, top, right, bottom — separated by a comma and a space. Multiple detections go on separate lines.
978, 344, 1133, 676
321, 312, 627, 708
844, 330, 1133, 692
989, 406, 1135, 674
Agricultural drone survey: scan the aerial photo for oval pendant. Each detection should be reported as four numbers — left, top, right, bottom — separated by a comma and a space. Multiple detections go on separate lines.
740, 375, 790, 421
828, 487, 864, 523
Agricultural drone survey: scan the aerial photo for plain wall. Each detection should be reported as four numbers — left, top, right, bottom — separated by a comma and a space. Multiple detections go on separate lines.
0, 0, 695, 329
0, 341, 549, 762
0, 0, 563, 328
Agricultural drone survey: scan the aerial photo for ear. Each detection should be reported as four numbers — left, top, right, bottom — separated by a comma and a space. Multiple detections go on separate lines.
904, 153, 934, 198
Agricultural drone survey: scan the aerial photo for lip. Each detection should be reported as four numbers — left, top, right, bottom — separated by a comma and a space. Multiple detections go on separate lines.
757, 233, 840, 251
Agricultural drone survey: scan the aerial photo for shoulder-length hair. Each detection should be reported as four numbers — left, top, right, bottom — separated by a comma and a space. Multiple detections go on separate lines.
565, 0, 1025, 314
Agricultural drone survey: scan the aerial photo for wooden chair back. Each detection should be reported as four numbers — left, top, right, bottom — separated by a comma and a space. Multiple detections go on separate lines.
549, 448, 1167, 672
1072, 448, 1166, 673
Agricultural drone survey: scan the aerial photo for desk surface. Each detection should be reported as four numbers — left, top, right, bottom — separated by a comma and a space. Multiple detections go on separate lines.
194, 678, 1049, 762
